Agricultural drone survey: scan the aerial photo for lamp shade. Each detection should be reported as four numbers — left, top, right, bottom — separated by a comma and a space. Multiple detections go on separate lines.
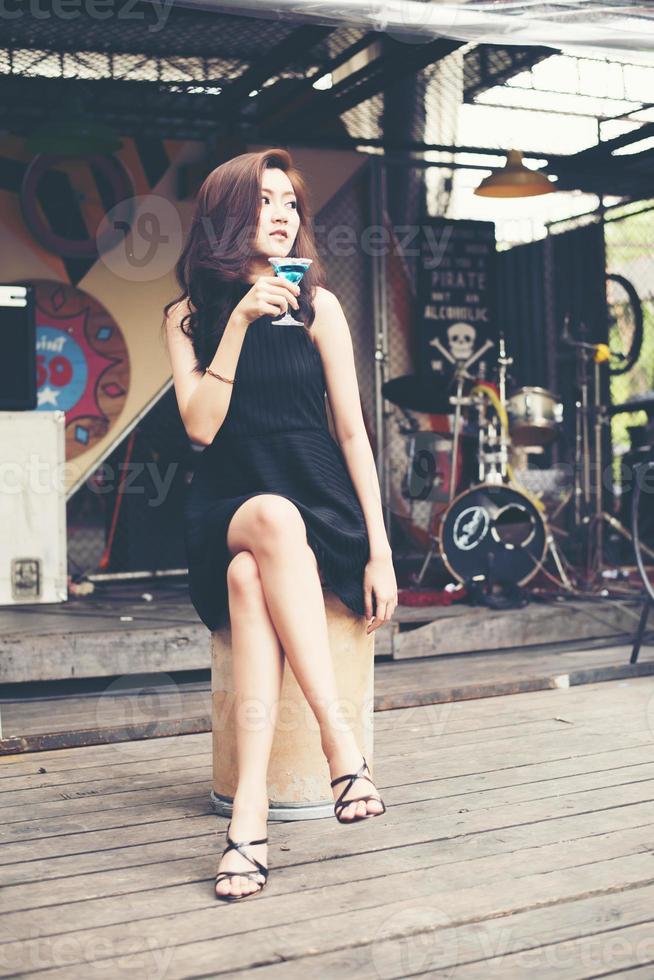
474, 149, 555, 198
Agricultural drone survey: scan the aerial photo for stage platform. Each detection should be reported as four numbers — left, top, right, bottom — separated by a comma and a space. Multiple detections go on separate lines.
1, 580, 653, 754
1, 677, 653, 977
1, 579, 652, 682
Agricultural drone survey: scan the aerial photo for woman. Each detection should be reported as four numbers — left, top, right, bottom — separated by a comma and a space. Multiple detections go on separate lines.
163, 148, 397, 902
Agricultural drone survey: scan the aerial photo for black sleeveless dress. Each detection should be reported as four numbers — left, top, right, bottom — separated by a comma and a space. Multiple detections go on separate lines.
182, 311, 372, 632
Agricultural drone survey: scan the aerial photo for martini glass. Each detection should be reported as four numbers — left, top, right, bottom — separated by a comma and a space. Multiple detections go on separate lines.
268, 256, 312, 326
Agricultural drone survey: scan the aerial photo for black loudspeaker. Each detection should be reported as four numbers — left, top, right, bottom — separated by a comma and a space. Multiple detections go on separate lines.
0, 284, 36, 410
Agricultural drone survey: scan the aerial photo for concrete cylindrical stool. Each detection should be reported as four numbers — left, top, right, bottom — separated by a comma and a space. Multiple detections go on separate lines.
210, 589, 374, 821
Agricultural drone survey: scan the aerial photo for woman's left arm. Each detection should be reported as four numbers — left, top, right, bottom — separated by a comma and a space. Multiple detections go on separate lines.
311, 287, 398, 633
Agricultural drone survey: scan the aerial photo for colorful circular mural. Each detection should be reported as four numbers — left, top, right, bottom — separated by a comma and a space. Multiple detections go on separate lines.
30, 280, 130, 460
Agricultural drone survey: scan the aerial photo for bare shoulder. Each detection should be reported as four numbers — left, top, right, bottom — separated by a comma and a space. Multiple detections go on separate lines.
313, 285, 339, 313
310, 286, 343, 347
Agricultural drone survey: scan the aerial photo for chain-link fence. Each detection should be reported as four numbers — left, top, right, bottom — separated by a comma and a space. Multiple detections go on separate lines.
605, 203, 654, 470
372, 52, 466, 578
604, 202, 654, 548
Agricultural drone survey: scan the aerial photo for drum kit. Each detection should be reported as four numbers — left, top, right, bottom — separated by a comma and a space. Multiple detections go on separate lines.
382, 326, 654, 599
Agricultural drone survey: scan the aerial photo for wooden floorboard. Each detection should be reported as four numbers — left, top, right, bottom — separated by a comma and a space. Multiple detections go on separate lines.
2, 638, 653, 754
2, 577, 652, 683
0, 677, 653, 977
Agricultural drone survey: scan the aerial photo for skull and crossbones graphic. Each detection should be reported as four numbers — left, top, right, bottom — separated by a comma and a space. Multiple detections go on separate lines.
447, 322, 476, 361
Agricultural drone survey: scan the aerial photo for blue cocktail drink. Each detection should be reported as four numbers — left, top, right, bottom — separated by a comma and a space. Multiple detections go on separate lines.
268, 256, 312, 326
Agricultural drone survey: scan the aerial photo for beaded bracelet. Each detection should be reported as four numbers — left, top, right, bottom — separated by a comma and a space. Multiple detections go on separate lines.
205, 367, 234, 384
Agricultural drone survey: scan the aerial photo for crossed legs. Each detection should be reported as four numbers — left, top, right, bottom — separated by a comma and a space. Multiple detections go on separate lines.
213, 493, 382, 898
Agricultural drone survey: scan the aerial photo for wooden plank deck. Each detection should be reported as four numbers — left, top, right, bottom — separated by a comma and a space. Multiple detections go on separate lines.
1, 676, 654, 977
2, 578, 651, 682
387, 595, 652, 659
2, 639, 654, 753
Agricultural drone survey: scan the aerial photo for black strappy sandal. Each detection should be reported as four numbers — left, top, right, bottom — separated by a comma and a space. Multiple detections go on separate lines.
330, 755, 387, 824
214, 820, 269, 902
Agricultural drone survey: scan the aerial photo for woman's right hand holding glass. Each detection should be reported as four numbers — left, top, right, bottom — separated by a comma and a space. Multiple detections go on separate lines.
234, 275, 300, 326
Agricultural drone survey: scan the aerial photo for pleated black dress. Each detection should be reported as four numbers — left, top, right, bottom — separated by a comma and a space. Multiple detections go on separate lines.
182, 309, 372, 632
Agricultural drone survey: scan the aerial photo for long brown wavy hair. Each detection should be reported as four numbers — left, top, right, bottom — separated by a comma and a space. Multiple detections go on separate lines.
162, 148, 326, 373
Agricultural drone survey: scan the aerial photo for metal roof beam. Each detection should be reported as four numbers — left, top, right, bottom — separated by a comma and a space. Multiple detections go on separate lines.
463, 44, 553, 100
214, 23, 337, 114
258, 35, 463, 135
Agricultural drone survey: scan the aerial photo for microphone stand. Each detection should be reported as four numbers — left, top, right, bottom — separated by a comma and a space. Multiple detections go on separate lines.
562, 317, 654, 588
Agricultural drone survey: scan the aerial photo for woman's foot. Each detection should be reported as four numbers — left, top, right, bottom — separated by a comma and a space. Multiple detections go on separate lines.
215, 794, 269, 899
325, 744, 385, 821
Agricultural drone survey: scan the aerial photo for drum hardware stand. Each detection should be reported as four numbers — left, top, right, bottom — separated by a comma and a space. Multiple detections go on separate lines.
630, 460, 654, 663
588, 511, 654, 564
584, 371, 654, 586
476, 334, 574, 594
543, 528, 575, 591
497, 333, 511, 418
512, 506, 576, 593
414, 530, 438, 587
589, 352, 611, 579
431, 337, 494, 502
583, 383, 654, 580
448, 367, 471, 502
544, 489, 581, 591
563, 319, 652, 591
411, 345, 483, 588
476, 333, 513, 486
478, 416, 506, 486
561, 315, 595, 528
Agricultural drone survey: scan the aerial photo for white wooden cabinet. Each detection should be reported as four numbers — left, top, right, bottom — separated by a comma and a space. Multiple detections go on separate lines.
0, 410, 67, 606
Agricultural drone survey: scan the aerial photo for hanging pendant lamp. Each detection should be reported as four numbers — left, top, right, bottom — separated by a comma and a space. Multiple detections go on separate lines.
474, 149, 555, 198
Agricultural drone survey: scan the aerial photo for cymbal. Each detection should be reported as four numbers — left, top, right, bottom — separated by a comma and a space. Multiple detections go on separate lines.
382, 372, 464, 414
610, 391, 654, 416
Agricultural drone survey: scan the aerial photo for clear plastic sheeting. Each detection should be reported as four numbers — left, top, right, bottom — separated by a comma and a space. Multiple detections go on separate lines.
181, 2, 654, 54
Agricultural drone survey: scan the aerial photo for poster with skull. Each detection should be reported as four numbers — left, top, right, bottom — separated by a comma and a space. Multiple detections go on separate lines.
417, 218, 497, 384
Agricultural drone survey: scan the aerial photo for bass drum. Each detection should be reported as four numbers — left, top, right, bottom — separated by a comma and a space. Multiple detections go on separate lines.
438, 483, 547, 587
